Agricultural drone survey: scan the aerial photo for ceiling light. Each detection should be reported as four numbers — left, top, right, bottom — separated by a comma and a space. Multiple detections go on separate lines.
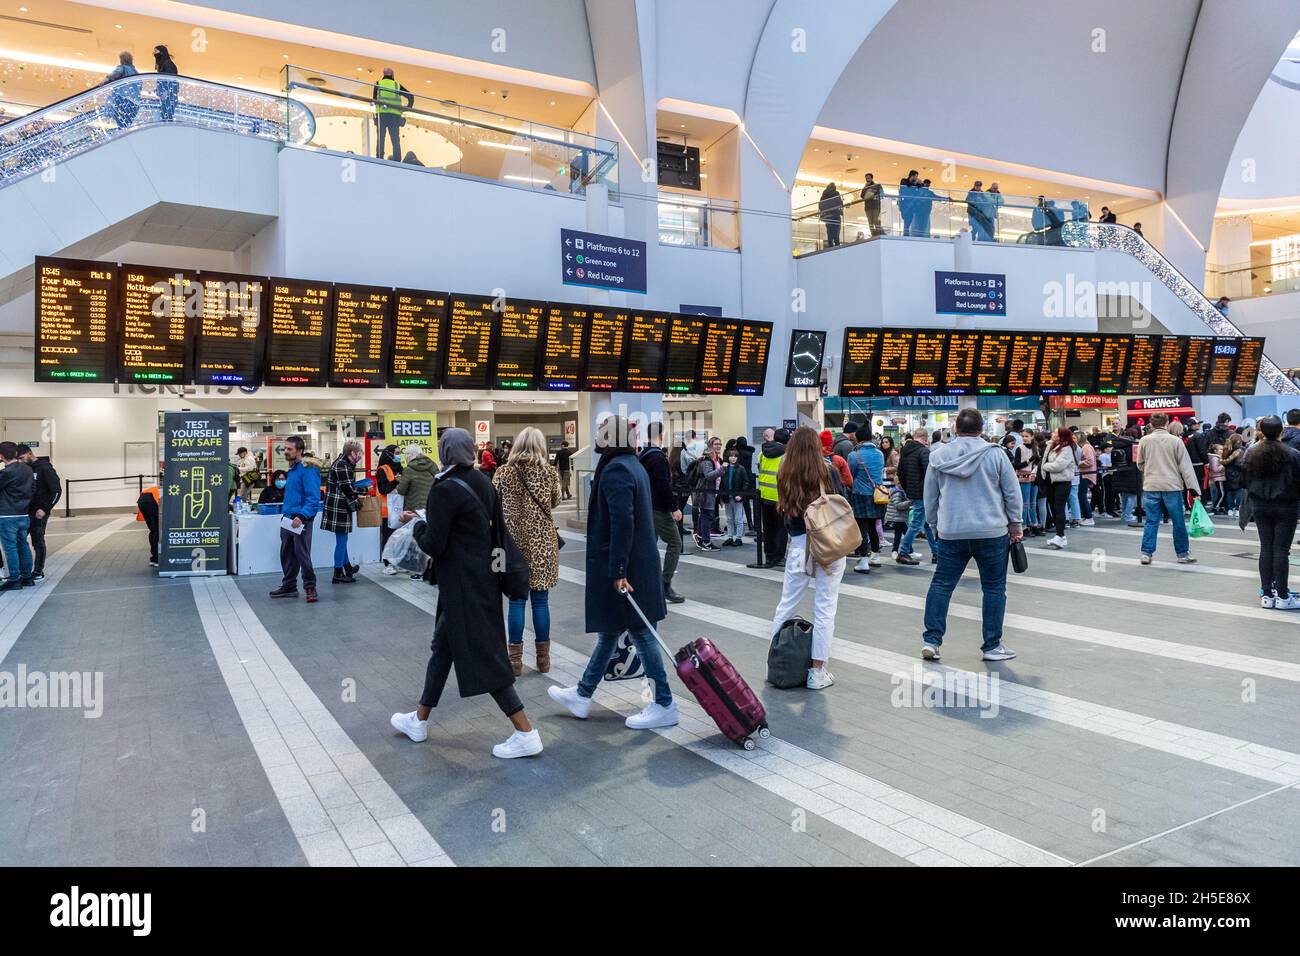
549, 100, 556, 106
114, 24, 123, 30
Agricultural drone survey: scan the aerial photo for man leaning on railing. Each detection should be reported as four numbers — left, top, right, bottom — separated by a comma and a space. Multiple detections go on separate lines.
372, 68, 414, 162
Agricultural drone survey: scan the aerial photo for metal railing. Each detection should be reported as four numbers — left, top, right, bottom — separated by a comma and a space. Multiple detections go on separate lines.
64, 473, 160, 518
1206, 254, 1300, 300
282, 65, 618, 199
0, 74, 315, 188
658, 194, 741, 250
1058, 220, 1299, 395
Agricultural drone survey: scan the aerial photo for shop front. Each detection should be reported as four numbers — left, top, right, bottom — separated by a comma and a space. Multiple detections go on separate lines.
1047, 395, 1121, 433
825, 395, 1045, 441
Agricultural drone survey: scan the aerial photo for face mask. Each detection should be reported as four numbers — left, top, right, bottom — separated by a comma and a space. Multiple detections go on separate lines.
275, 479, 286, 489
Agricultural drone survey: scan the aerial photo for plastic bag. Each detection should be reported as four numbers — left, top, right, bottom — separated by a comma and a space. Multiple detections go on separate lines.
382, 510, 428, 573
386, 491, 404, 529
603, 631, 644, 681
1189, 499, 1215, 538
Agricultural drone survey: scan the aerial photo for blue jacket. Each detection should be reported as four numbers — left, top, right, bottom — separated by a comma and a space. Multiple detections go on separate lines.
585, 451, 665, 633
281, 457, 322, 520
847, 443, 884, 497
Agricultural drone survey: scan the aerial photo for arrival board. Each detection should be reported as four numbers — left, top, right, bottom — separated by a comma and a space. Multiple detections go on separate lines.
733, 321, 773, 396
389, 290, 447, 388
581, 308, 629, 391
494, 298, 546, 389
445, 295, 494, 389
1205, 339, 1239, 396
194, 272, 265, 386
541, 304, 585, 391
329, 284, 390, 388
942, 331, 980, 394
976, 333, 1013, 394
666, 315, 706, 393
266, 279, 332, 387
700, 317, 741, 394
35, 257, 116, 383
838, 328, 881, 397
624, 310, 669, 393
1232, 338, 1265, 394
119, 265, 195, 384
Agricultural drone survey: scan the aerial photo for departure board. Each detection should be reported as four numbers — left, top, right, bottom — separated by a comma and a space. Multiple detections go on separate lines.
1180, 336, 1214, 395
494, 298, 546, 389
666, 314, 706, 393
1096, 336, 1130, 394
1007, 334, 1043, 395
194, 271, 265, 386
120, 264, 195, 384
910, 331, 947, 394
582, 308, 629, 391
389, 289, 447, 388
541, 304, 585, 391
624, 310, 668, 393
330, 284, 390, 387
701, 318, 741, 394
1066, 334, 1103, 394
1151, 336, 1185, 395
35, 257, 116, 382
839, 328, 881, 397
445, 295, 495, 389
1205, 339, 1239, 396
733, 321, 772, 396
1037, 334, 1071, 395
943, 331, 979, 394
266, 279, 332, 386
875, 331, 914, 396
1125, 335, 1158, 395
1231, 338, 1265, 394
975, 332, 1013, 394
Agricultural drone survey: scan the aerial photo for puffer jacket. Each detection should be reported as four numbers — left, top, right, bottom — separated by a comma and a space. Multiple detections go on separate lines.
396, 452, 438, 513
1042, 443, 1079, 483
494, 458, 561, 591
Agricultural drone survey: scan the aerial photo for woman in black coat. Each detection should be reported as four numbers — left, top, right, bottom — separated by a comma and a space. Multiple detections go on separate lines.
373, 444, 403, 559
548, 416, 677, 730
389, 428, 542, 759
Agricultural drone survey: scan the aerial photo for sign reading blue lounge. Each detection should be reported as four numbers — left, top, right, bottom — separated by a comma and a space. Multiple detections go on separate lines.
561, 228, 646, 294
935, 270, 1006, 316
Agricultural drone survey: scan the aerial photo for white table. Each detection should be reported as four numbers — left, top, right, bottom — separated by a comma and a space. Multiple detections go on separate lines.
233, 512, 381, 575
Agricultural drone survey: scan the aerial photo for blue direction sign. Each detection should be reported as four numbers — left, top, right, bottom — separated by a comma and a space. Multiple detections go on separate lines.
935, 270, 1006, 316
561, 228, 647, 294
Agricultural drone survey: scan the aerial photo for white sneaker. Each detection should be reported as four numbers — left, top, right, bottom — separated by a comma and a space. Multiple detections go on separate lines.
547, 684, 592, 719
1140, 553, 1153, 565
869, 552, 882, 567
982, 644, 1018, 662
1177, 555, 1197, 564
382, 563, 399, 575
625, 701, 679, 729
1080, 518, 1095, 526
1275, 592, 1300, 610
1262, 591, 1277, 609
921, 643, 941, 661
390, 711, 428, 742
853, 556, 871, 574
806, 667, 834, 689
1047, 535, 1067, 549
891, 550, 898, 560
492, 728, 543, 759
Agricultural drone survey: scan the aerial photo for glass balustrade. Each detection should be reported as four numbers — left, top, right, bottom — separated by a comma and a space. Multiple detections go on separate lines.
657, 194, 740, 250
1206, 255, 1300, 299
0, 75, 314, 187
282, 65, 618, 200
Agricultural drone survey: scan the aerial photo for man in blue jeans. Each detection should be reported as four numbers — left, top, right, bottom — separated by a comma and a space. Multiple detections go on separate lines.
920, 410, 1024, 662
0, 441, 35, 592
1135, 411, 1200, 565
550, 415, 678, 730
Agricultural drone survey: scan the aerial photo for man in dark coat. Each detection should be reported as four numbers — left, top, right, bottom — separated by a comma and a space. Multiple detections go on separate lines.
550, 415, 677, 730
390, 428, 542, 759
896, 428, 935, 561
1109, 429, 1142, 524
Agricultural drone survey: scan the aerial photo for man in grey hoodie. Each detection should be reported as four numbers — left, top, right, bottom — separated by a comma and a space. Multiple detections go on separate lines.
920, 408, 1023, 662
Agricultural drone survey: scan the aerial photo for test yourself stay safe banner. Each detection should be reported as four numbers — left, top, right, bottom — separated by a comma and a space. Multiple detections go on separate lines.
160, 410, 229, 576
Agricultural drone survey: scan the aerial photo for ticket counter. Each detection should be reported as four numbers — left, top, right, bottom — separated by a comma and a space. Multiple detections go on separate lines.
232, 512, 381, 575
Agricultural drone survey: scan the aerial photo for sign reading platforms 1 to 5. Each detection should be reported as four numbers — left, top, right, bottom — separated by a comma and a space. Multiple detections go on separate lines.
934, 271, 1006, 316
561, 228, 646, 294
160, 411, 229, 576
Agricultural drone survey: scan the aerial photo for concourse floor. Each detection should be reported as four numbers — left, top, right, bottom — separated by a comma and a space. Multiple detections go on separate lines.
1, 509, 1298, 867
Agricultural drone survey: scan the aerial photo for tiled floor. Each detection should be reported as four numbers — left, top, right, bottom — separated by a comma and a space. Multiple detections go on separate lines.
2, 512, 1297, 866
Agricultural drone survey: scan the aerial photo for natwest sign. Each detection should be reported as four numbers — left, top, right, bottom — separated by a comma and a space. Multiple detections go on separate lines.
1126, 394, 1194, 423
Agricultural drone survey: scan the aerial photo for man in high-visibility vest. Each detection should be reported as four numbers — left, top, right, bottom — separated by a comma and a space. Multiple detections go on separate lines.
756, 427, 789, 568
372, 67, 413, 161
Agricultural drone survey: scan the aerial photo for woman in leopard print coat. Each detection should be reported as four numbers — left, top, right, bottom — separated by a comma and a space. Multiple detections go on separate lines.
493, 426, 562, 676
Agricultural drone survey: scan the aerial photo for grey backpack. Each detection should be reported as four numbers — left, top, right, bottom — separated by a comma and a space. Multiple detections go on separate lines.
767, 617, 813, 689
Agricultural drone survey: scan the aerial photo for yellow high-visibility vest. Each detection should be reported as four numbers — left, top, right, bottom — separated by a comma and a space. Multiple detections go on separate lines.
375, 77, 404, 116
757, 452, 781, 502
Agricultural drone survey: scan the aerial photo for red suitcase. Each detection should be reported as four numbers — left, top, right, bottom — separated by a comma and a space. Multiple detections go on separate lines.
624, 591, 770, 750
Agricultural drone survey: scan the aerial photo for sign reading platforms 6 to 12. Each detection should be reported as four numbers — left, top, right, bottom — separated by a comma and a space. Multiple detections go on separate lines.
560, 228, 646, 294
159, 410, 229, 576
934, 271, 1006, 316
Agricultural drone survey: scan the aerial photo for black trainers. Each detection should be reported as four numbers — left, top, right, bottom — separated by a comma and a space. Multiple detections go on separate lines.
31, 571, 44, 582
269, 585, 298, 598
332, 568, 356, 584
664, 586, 685, 604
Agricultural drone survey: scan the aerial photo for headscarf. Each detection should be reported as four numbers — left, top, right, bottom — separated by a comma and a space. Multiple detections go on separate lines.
438, 428, 475, 468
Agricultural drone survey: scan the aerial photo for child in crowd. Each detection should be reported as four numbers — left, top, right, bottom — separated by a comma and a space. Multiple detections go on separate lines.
885, 484, 911, 558
1207, 443, 1226, 514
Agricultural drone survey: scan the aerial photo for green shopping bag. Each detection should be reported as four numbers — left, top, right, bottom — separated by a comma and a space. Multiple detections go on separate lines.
1189, 499, 1215, 538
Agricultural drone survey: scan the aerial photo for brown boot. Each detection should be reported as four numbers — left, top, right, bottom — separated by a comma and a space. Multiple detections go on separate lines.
508, 643, 523, 677
534, 641, 551, 674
